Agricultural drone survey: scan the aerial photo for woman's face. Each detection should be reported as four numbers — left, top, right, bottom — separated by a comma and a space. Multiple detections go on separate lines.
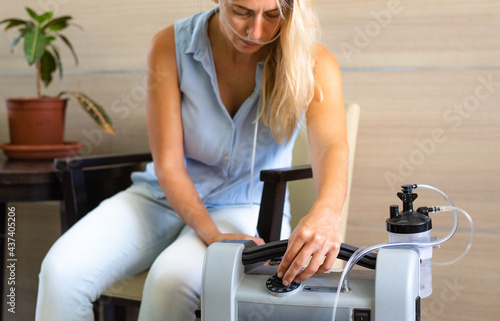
218, 0, 283, 53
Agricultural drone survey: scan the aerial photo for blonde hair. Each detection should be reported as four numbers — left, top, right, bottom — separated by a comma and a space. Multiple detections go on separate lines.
261, 0, 321, 143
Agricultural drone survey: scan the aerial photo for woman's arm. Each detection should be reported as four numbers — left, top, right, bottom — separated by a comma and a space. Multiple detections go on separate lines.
146, 26, 264, 246
277, 44, 348, 286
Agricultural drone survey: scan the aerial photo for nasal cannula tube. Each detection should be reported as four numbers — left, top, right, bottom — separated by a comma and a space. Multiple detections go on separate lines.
219, 1, 282, 46
330, 184, 474, 321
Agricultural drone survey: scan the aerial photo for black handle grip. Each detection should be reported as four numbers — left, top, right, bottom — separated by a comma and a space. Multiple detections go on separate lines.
241, 239, 377, 270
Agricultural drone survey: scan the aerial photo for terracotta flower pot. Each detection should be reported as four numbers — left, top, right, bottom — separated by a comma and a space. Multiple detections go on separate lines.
7, 97, 68, 145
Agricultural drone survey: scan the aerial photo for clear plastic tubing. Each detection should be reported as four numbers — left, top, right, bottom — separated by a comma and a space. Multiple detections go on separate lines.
330, 184, 474, 321
249, 104, 260, 231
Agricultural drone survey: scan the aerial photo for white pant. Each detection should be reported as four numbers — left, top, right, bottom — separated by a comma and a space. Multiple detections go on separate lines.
36, 185, 291, 321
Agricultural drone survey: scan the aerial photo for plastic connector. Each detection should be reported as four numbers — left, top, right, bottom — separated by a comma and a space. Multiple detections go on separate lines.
416, 206, 439, 216
401, 184, 418, 193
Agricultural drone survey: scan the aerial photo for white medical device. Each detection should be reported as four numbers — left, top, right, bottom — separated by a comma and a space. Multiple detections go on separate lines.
201, 184, 473, 321
203, 239, 421, 321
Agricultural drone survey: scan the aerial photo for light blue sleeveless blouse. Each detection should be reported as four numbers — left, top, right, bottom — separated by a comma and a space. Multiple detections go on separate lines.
132, 7, 300, 211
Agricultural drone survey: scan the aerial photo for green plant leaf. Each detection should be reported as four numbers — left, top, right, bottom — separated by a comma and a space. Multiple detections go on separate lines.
58, 34, 78, 65
47, 21, 68, 31
49, 45, 63, 79
38, 12, 54, 24
64, 91, 115, 135
0, 19, 28, 30
69, 22, 83, 30
46, 35, 56, 44
42, 16, 72, 31
25, 7, 53, 24
26, 7, 40, 23
24, 28, 46, 65
40, 50, 56, 87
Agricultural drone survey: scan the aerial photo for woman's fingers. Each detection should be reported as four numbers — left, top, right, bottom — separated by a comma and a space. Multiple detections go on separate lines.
278, 235, 341, 286
276, 239, 301, 277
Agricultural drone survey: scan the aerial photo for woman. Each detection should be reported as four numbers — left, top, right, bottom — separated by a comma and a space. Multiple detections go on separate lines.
36, 0, 348, 320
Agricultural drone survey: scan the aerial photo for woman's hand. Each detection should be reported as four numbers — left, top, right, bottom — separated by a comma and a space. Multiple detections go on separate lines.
276, 205, 342, 286
206, 233, 265, 247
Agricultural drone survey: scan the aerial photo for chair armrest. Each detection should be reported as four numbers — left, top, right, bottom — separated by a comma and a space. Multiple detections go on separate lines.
54, 152, 152, 171
257, 165, 313, 243
260, 165, 312, 182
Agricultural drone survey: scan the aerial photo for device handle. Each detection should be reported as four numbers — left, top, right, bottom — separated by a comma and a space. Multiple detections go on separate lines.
241, 239, 377, 270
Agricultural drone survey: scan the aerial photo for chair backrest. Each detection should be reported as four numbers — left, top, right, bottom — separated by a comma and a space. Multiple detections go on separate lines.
55, 153, 152, 232
289, 103, 361, 244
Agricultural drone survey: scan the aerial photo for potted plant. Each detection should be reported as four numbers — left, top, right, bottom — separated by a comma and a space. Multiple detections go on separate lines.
0, 7, 114, 157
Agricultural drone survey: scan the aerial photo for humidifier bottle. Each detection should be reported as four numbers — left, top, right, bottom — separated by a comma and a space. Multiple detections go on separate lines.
386, 185, 433, 298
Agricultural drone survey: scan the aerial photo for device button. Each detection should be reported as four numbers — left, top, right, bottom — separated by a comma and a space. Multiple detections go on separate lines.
266, 274, 300, 294
353, 308, 371, 321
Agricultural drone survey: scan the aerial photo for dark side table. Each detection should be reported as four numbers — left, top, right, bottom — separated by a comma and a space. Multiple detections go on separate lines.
0, 157, 63, 318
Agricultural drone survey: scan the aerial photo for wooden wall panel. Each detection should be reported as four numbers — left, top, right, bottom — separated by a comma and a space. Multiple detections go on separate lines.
0, 0, 216, 72
343, 70, 500, 228
0, 1, 498, 320
321, 0, 500, 67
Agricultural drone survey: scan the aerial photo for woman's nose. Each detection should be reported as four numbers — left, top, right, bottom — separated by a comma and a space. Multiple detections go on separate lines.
247, 16, 263, 40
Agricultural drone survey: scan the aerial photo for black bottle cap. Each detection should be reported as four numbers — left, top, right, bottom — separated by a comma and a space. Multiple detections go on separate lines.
386, 207, 432, 233
386, 185, 432, 234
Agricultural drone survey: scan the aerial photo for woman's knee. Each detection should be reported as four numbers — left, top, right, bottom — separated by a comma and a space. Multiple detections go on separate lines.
39, 244, 85, 289
146, 257, 201, 298
139, 256, 202, 321
143, 234, 205, 302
